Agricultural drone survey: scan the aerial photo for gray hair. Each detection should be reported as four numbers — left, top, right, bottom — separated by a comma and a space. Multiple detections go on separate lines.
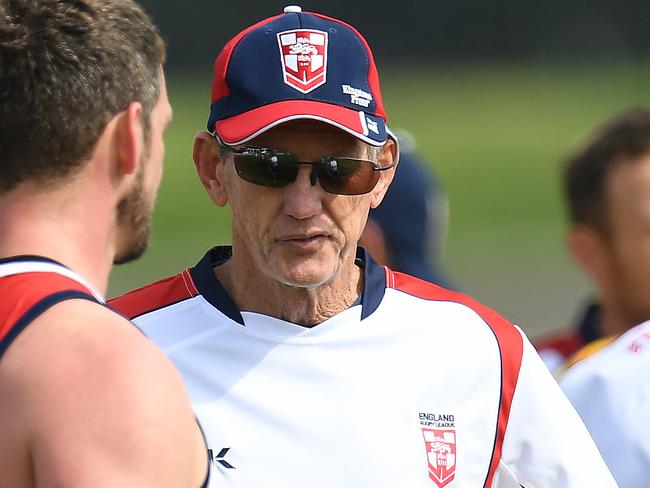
367, 145, 382, 163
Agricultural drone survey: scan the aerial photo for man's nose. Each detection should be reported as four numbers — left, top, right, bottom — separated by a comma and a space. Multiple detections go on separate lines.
283, 164, 322, 219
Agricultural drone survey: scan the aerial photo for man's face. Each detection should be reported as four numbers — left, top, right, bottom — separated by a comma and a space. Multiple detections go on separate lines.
600, 154, 650, 327
220, 120, 393, 288
114, 74, 172, 265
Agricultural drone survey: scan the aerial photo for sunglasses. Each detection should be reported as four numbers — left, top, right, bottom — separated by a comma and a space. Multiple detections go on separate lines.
220, 144, 395, 196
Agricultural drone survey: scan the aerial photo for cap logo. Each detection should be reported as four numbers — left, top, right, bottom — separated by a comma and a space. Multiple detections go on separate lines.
277, 29, 328, 93
342, 85, 373, 108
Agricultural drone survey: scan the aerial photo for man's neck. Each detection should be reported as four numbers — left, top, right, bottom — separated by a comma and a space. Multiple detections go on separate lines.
0, 183, 114, 296
214, 253, 363, 326
600, 302, 640, 338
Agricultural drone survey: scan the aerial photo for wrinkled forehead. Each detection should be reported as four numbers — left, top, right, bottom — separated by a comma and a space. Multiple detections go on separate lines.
248, 120, 369, 157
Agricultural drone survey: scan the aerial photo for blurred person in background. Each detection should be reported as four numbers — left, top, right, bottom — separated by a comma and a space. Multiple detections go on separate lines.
536, 109, 650, 376
537, 108, 650, 486
359, 129, 454, 288
561, 318, 650, 487
112, 6, 615, 487
0, 1, 209, 486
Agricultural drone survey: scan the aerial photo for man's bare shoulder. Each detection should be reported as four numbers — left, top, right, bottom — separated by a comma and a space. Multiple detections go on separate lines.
0, 299, 207, 488
1, 298, 172, 389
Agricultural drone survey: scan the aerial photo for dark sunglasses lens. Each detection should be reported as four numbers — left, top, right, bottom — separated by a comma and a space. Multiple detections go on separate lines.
233, 152, 298, 188
317, 158, 379, 195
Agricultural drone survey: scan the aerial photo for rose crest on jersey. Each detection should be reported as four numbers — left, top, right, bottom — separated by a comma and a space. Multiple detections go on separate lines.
277, 29, 328, 93
421, 428, 457, 487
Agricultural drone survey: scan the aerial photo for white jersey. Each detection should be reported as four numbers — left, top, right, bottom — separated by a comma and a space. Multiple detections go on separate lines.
111, 247, 615, 488
560, 320, 650, 487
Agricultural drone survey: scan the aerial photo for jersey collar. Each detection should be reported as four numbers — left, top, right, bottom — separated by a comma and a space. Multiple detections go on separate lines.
189, 245, 387, 326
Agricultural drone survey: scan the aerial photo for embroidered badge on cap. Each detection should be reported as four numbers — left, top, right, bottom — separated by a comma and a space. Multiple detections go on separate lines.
277, 29, 328, 93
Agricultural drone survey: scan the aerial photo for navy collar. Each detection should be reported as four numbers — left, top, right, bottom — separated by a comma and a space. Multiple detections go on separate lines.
189, 246, 386, 326
190, 247, 244, 324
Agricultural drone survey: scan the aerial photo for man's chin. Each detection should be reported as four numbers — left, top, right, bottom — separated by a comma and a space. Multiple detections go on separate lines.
113, 240, 148, 265
265, 247, 342, 288
271, 263, 337, 289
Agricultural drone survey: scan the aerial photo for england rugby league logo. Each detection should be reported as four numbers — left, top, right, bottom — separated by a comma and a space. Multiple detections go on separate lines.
277, 29, 328, 93
419, 413, 457, 487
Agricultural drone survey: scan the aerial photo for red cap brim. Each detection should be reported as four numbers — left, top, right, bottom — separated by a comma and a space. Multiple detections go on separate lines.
214, 100, 387, 146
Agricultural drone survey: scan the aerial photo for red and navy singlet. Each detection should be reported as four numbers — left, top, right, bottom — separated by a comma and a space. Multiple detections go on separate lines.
0, 256, 103, 360
0, 255, 212, 487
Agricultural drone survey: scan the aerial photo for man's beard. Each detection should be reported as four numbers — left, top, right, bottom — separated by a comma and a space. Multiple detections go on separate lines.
113, 160, 154, 265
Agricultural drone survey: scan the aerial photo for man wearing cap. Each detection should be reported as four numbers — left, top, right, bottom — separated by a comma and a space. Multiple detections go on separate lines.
111, 6, 615, 487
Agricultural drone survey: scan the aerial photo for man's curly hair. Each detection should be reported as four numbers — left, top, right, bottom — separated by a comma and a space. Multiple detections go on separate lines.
0, 0, 165, 192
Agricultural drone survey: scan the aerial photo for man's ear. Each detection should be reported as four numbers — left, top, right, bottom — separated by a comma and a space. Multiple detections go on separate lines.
369, 138, 398, 209
567, 224, 610, 284
193, 131, 229, 207
115, 102, 144, 177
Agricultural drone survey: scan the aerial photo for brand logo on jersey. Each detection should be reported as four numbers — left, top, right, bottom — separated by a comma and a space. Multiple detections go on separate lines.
208, 447, 235, 469
419, 413, 456, 487
628, 331, 650, 353
277, 29, 328, 93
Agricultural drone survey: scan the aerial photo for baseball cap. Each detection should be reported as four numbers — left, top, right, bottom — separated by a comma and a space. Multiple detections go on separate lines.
208, 5, 390, 147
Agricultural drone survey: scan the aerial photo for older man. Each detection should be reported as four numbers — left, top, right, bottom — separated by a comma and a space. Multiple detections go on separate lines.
112, 6, 615, 487
0, 1, 208, 486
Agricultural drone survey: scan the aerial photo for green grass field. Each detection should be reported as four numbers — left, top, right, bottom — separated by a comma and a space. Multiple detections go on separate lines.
109, 62, 650, 337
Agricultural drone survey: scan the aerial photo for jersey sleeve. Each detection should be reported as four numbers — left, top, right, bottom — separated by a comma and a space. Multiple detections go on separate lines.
495, 328, 617, 487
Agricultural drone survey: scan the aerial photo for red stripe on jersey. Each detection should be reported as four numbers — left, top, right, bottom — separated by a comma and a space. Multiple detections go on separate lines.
0, 272, 90, 342
109, 270, 198, 320
387, 269, 523, 487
